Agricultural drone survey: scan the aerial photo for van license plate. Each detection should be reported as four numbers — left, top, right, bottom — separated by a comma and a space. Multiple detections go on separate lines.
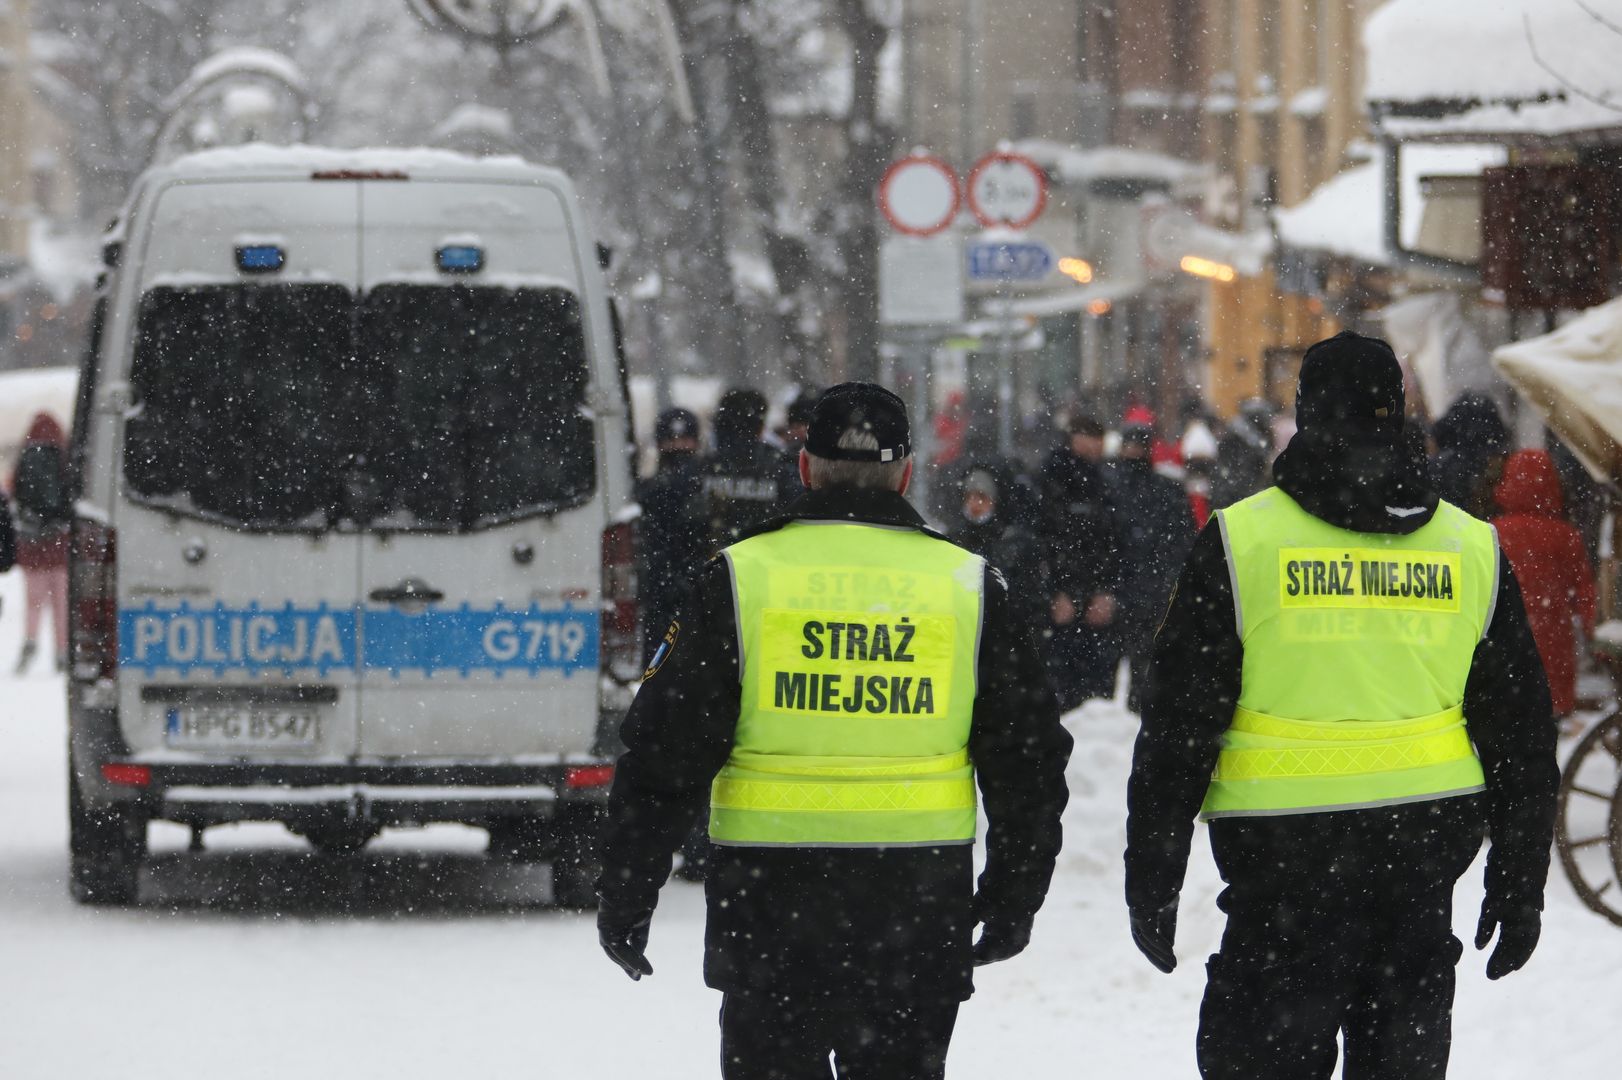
165, 708, 321, 751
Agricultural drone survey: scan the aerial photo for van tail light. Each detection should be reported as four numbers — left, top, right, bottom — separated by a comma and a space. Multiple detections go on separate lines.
70, 518, 118, 682
565, 765, 616, 790
100, 763, 151, 788
601, 520, 641, 684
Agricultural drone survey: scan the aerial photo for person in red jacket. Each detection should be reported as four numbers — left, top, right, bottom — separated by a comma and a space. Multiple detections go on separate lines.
10, 413, 71, 674
1492, 448, 1597, 729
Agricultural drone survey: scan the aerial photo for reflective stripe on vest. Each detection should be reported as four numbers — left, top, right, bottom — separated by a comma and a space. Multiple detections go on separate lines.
709, 521, 983, 848
1201, 488, 1493, 820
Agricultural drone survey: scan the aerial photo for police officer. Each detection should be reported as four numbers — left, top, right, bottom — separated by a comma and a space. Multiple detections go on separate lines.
1124, 332, 1558, 1079
597, 383, 1072, 1080
636, 407, 705, 659
695, 387, 794, 551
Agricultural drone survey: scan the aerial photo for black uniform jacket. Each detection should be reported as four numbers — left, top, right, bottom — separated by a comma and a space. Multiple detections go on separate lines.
599, 486, 1073, 1001
1125, 500, 1558, 922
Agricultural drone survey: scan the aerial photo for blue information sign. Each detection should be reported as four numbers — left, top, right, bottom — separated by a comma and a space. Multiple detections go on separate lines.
966, 241, 1054, 282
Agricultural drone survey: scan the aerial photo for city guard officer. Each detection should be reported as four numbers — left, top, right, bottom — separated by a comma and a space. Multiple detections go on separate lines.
597, 383, 1072, 1080
1125, 331, 1558, 1079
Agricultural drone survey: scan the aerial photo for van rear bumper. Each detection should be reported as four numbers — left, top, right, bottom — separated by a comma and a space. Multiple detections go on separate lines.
96, 760, 613, 826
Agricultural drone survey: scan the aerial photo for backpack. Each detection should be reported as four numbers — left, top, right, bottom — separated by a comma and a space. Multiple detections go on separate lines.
13, 444, 69, 532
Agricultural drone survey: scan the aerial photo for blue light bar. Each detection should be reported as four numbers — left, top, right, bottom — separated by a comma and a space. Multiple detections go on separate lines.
235, 245, 285, 273
437, 245, 484, 274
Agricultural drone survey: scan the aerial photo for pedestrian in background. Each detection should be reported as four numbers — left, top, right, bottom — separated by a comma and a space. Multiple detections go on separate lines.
695, 388, 792, 552
1492, 448, 1597, 733
1106, 415, 1196, 713
1038, 413, 1121, 708
950, 463, 1048, 635
1431, 392, 1511, 519
635, 407, 705, 660
1125, 331, 1556, 1079
11, 413, 71, 673
596, 383, 1071, 1080
1211, 397, 1276, 510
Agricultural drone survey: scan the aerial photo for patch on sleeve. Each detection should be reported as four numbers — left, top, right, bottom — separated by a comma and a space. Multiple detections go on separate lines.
643, 620, 681, 681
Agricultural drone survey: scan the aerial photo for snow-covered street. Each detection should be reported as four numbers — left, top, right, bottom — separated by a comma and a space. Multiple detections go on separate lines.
0, 569, 1615, 1079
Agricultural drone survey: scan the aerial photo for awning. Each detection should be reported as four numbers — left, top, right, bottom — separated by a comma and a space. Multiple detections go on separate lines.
1492, 296, 1622, 483
1006, 279, 1143, 318
1381, 292, 1502, 420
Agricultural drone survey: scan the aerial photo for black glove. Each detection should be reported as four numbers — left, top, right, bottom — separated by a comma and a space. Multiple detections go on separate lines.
597, 901, 655, 981
972, 916, 1034, 967
1130, 899, 1178, 974
1474, 899, 1540, 981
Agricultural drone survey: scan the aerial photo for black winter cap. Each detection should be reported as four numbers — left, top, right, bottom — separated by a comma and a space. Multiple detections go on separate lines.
806, 382, 912, 463
655, 407, 699, 442
1294, 330, 1404, 434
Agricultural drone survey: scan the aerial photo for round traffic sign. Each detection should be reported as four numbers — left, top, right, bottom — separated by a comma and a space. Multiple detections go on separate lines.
966, 151, 1048, 229
878, 154, 961, 237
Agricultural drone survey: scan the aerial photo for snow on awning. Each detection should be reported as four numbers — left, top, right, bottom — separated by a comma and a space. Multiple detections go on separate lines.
1366, 0, 1622, 142
1493, 296, 1622, 482
1273, 158, 1386, 266
1015, 139, 1206, 192
1007, 279, 1142, 319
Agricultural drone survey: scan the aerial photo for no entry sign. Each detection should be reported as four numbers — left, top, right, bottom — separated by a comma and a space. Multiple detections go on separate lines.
878, 154, 960, 237
966, 151, 1048, 229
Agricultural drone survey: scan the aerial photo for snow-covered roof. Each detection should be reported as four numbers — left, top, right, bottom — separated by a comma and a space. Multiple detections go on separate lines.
1274, 141, 1509, 264
149, 144, 553, 184
1273, 157, 1386, 265
1366, 0, 1622, 141
1014, 140, 1206, 189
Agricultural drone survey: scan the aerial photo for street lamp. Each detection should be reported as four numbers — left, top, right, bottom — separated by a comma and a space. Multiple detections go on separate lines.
148, 47, 315, 166
405, 0, 694, 122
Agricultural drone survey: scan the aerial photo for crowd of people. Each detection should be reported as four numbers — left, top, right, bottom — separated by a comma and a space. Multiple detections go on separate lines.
633, 385, 1604, 735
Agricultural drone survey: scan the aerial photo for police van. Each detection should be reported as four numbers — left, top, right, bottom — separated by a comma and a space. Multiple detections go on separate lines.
66, 146, 640, 906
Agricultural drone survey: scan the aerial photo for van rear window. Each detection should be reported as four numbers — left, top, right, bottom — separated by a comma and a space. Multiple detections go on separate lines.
359, 284, 595, 529
125, 284, 356, 528
124, 284, 596, 531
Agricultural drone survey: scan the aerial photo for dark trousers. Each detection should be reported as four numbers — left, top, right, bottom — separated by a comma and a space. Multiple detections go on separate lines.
719, 990, 959, 1080
1198, 798, 1485, 1080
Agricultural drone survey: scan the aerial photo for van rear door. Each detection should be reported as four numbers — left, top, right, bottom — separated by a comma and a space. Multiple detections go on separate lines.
115, 180, 363, 762
353, 179, 601, 760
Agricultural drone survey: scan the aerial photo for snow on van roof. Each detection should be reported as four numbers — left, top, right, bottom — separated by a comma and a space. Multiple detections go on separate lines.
154, 144, 558, 181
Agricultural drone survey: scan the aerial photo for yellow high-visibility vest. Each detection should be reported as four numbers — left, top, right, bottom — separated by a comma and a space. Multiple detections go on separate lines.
1201, 487, 1494, 819
709, 520, 983, 847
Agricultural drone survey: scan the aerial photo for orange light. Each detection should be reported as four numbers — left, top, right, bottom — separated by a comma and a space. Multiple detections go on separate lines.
1087, 299, 1113, 316
16, 323, 33, 342
1058, 257, 1094, 284
40, 303, 59, 321
1179, 255, 1237, 283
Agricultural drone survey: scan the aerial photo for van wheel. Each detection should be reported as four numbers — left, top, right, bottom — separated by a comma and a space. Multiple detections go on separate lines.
69, 766, 145, 906
551, 804, 604, 910
304, 824, 378, 857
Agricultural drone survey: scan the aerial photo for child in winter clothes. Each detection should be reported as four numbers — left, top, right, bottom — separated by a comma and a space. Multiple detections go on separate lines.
10, 413, 71, 674
1492, 448, 1596, 730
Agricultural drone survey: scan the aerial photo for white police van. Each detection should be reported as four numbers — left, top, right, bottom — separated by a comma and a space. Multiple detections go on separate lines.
66, 146, 641, 905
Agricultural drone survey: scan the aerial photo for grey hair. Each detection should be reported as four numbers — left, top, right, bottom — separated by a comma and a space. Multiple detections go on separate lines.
805, 428, 910, 490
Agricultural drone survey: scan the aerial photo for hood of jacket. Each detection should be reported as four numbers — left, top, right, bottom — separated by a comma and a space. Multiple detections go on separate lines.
1494, 448, 1564, 517
1432, 392, 1508, 456
24, 412, 65, 448
1272, 419, 1438, 534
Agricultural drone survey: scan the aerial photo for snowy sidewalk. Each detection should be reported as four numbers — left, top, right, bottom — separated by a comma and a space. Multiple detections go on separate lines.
0, 569, 1610, 1078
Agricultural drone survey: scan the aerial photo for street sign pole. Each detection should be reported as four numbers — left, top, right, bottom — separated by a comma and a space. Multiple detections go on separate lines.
998, 280, 1015, 457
